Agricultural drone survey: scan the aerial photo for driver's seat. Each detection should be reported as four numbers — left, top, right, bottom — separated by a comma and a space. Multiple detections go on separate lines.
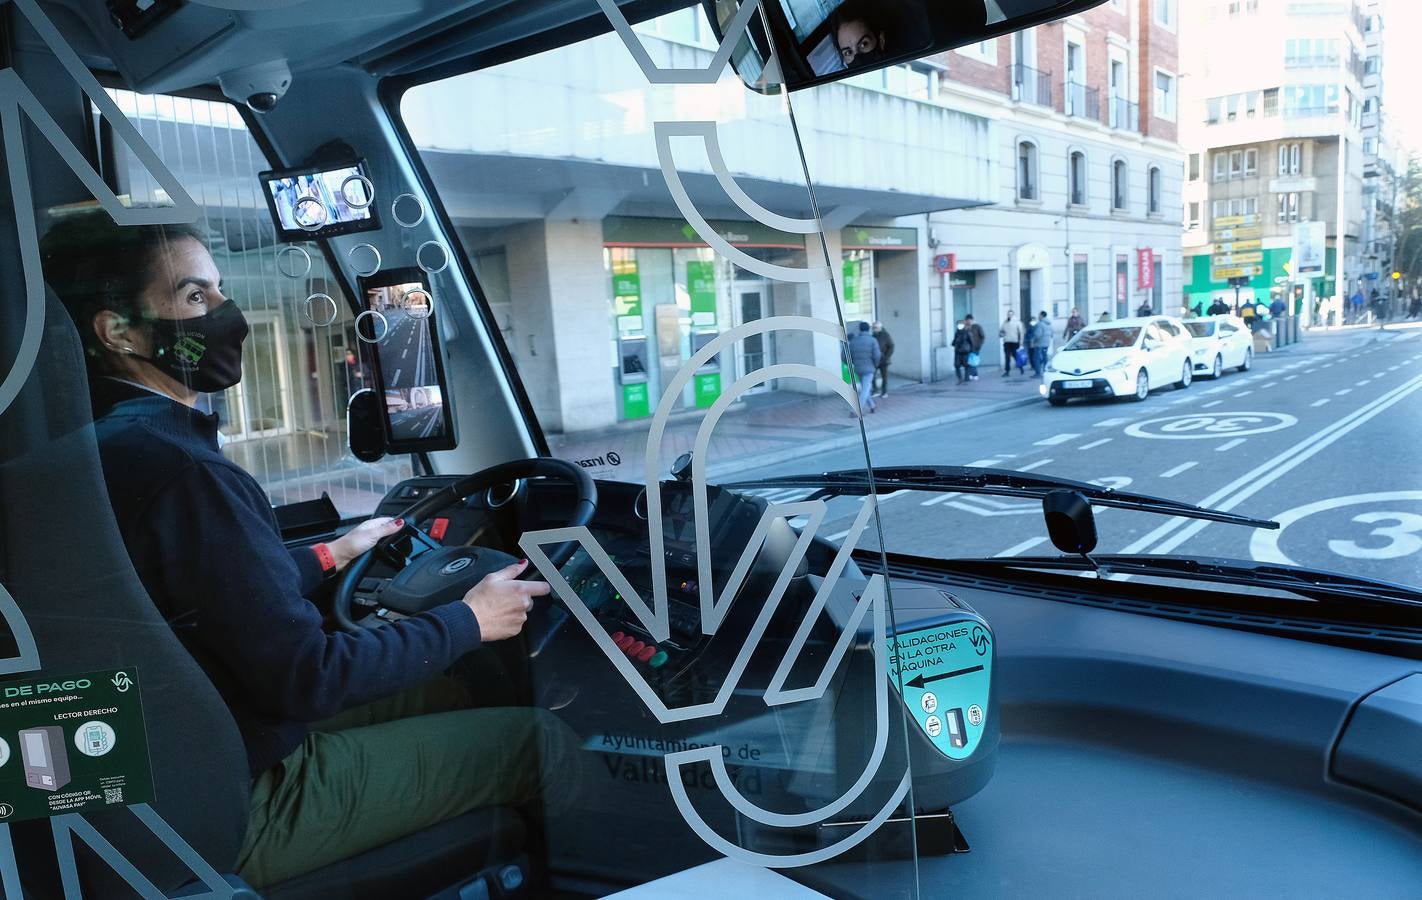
0, 289, 527, 898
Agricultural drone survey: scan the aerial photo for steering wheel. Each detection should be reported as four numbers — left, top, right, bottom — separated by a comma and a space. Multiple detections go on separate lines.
332, 458, 596, 632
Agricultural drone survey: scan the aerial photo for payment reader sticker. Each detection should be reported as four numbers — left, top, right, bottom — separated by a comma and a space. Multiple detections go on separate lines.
0, 669, 154, 822
887, 623, 992, 761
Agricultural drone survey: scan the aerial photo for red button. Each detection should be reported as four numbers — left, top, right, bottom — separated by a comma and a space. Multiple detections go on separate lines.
610, 631, 625, 645
616, 635, 634, 650
627, 640, 645, 657
429, 517, 450, 541
637, 645, 656, 663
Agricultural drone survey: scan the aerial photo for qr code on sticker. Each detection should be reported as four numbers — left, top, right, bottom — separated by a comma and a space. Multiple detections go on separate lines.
104, 788, 123, 805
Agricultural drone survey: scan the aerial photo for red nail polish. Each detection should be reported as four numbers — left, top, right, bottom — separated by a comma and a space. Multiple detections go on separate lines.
518, 558, 528, 565
394, 518, 405, 527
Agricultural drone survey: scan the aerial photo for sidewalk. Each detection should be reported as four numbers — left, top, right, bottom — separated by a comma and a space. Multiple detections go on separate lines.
547, 371, 1045, 481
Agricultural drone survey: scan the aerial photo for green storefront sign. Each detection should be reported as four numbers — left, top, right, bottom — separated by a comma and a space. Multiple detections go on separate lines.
0, 668, 154, 822
1185, 247, 1338, 302
687, 260, 717, 319
622, 382, 650, 420
842, 225, 917, 250
612, 269, 641, 318
694, 372, 722, 408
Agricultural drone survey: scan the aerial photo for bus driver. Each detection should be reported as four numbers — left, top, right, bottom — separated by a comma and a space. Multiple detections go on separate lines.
41, 210, 578, 889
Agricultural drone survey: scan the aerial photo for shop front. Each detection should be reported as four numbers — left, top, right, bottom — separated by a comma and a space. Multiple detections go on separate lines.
606, 217, 918, 422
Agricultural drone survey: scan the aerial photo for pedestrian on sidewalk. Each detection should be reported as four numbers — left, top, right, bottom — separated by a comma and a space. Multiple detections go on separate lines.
848, 321, 881, 413
964, 314, 985, 381
951, 319, 974, 384
1409, 292, 1421, 319
872, 321, 895, 397
999, 311, 1025, 377
1028, 311, 1051, 377
1064, 307, 1085, 342
1208, 297, 1230, 316
1136, 300, 1153, 317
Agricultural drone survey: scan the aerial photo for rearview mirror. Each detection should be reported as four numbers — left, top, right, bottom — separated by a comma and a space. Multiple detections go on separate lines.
706, 0, 1107, 93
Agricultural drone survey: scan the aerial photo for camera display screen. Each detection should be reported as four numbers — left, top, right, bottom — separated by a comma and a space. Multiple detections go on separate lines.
259, 160, 381, 241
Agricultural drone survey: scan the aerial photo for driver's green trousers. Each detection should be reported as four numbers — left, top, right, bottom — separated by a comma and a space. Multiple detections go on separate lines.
234, 675, 579, 889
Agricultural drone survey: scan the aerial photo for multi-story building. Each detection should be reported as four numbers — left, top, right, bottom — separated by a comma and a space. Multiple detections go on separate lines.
1358, 1, 1402, 302
1180, 0, 1368, 322
926, 0, 1185, 378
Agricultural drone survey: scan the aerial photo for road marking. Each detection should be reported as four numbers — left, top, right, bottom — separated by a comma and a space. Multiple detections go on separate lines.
967, 459, 1002, 467
1216, 438, 1246, 452
1160, 461, 1198, 479
1262, 382, 1278, 388
1094, 417, 1130, 428
1202, 400, 1223, 408
1335, 388, 1352, 396
995, 537, 1048, 558
1389, 365, 1401, 372
392, 368, 402, 384
921, 493, 960, 507
401, 349, 409, 359
1251, 492, 1422, 565
1035, 433, 1080, 446
1284, 375, 1298, 381
1078, 438, 1112, 450
1235, 390, 1254, 397
1355, 379, 1371, 387
1305, 368, 1318, 374
825, 528, 855, 543
1311, 398, 1330, 408
1018, 458, 1053, 472
1120, 371, 1422, 556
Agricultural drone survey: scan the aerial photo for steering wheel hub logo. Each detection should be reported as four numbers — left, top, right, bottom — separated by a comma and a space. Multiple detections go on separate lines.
439, 558, 473, 576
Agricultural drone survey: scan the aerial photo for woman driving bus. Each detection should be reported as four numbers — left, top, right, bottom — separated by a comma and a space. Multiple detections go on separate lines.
40, 209, 577, 889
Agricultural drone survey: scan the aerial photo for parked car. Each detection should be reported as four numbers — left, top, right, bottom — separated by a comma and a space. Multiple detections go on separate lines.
1043, 316, 1194, 406
1184, 315, 1254, 378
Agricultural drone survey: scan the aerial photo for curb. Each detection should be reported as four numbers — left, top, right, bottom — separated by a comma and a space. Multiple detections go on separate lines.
710, 392, 1043, 479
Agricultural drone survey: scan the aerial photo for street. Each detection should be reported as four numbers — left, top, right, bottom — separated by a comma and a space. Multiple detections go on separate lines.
389, 402, 445, 441
379, 307, 435, 391
736, 329, 1422, 588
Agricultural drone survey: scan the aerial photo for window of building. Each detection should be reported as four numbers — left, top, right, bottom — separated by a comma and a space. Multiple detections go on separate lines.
1229, 150, 1243, 178
1148, 166, 1163, 215
1154, 0, 1177, 29
1213, 151, 1228, 182
1243, 148, 1258, 176
1189, 153, 1200, 180
1277, 191, 1301, 223
1073, 253, 1091, 313
1017, 140, 1039, 201
1245, 91, 1259, 118
957, 39, 998, 65
1070, 150, 1088, 206
1154, 70, 1177, 120
1113, 159, 1129, 210
1263, 88, 1279, 116
1226, 94, 1239, 121
1278, 142, 1302, 176
1188, 201, 1201, 229
1364, 136, 1378, 156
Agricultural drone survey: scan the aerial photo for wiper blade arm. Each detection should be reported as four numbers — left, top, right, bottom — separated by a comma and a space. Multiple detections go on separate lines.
725, 466, 1279, 531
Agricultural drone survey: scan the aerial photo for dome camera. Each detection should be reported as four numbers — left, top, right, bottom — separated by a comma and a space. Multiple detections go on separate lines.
217, 59, 292, 114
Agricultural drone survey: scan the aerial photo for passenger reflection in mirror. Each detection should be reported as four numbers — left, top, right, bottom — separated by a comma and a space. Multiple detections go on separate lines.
832, 0, 893, 70
41, 209, 580, 889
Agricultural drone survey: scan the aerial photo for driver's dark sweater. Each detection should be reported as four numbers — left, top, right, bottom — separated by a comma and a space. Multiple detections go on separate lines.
90, 380, 482, 777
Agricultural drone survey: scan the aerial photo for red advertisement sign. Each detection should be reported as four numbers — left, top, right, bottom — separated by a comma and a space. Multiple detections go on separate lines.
1137, 248, 1155, 290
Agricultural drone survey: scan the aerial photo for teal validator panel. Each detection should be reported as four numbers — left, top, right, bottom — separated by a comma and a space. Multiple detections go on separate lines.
887, 619, 993, 761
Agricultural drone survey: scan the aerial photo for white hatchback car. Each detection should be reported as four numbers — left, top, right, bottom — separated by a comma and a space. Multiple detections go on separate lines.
1183, 315, 1254, 378
1043, 316, 1194, 406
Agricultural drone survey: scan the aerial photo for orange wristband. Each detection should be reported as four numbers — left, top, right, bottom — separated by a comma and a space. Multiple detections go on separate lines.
312, 543, 337, 573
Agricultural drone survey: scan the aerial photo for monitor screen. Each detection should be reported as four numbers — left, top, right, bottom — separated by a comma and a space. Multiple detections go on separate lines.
359, 269, 457, 452
260, 160, 381, 241
23, 731, 46, 767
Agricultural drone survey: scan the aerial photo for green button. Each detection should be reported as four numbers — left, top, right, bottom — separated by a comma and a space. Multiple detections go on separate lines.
649, 650, 668, 668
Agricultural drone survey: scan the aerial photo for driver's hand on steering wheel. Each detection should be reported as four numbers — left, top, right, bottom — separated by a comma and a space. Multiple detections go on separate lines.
463, 560, 550, 642
327, 516, 406, 571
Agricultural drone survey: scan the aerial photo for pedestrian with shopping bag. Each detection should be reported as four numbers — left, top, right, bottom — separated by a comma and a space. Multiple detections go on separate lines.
1028, 311, 1052, 377
964, 314, 985, 381
848, 321, 881, 414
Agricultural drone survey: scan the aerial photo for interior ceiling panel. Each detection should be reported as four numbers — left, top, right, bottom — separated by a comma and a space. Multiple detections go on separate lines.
44, 0, 689, 96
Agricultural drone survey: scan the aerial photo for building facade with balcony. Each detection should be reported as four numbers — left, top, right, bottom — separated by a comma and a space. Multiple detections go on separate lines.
1358, 0, 1404, 300
922, 0, 1186, 377
1180, 0, 1368, 321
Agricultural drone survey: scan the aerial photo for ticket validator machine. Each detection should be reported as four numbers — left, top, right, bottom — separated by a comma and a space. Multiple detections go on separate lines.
20, 726, 71, 792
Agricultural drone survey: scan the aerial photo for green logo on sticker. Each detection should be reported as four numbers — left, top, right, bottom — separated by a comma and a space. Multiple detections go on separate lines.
172, 335, 205, 365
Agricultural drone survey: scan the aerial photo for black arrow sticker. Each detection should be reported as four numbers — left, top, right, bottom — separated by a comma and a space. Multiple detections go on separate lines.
905, 664, 985, 690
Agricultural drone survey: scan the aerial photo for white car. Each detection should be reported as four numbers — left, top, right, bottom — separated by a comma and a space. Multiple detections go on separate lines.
1183, 315, 1254, 378
1043, 316, 1194, 406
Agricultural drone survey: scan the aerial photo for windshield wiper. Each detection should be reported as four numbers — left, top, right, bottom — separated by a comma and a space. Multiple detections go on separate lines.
938, 554, 1422, 611
724, 466, 1278, 531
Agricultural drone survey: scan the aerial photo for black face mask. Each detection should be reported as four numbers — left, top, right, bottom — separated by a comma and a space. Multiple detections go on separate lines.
139, 300, 249, 394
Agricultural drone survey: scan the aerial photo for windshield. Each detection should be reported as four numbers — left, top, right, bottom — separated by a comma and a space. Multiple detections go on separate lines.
403, 1, 1422, 602
1062, 327, 1142, 351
